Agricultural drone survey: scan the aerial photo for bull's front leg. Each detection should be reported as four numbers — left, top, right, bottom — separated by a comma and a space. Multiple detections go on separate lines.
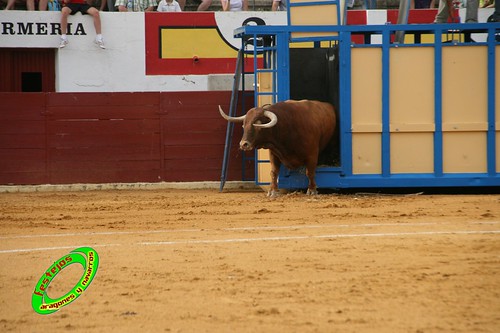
268, 153, 281, 198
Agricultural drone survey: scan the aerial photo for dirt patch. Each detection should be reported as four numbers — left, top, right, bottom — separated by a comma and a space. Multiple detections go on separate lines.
0, 189, 499, 332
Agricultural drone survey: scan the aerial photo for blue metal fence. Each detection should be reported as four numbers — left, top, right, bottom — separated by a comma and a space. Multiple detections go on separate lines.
234, 22, 500, 190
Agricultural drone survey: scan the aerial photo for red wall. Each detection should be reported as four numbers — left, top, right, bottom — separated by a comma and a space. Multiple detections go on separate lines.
0, 91, 254, 185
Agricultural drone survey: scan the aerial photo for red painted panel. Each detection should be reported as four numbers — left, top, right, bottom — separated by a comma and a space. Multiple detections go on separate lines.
159, 91, 253, 182
0, 172, 48, 185
0, 149, 46, 160
51, 147, 161, 161
47, 119, 160, 135
164, 145, 225, 159
0, 120, 45, 134
49, 167, 162, 184
0, 134, 46, 149
46, 92, 160, 106
0, 158, 46, 173
149, 58, 257, 76
347, 10, 369, 44
164, 118, 227, 134
48, 132, 161, 148
347, 10, 368, 25
46, 92, 161, 120
387, 9, 449, 24
145, 12, 262, 75
160, 91, 246, 115
0, 50, 13, 92
146, 12, 218, 76
408, 9, 439, 23
0, 93, 46, 120
0, 91, 254, 185
46, 106, 161, 120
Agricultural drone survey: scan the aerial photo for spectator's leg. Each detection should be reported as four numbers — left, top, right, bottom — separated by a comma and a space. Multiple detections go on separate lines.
87, 7, 102, 35
39, 0, 48, 10
61, 7, 71, 35
5, 0, 16, 9
197, 0, 211, 11
107, 0, 116, 11
434, 0, 449, 23
465, 0, 478, 22
26, 0, 35, 10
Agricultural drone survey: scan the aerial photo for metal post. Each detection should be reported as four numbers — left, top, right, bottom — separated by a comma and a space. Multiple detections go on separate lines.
395, 0, 411, 44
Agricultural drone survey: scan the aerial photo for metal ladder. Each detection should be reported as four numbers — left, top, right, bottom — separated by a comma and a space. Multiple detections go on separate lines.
219, 32, 280, 191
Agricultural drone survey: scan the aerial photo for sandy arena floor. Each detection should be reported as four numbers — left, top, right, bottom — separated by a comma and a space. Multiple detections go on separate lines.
0, 188, 499, 332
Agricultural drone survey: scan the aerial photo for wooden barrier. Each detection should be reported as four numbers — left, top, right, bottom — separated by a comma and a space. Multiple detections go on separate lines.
0, 91, 254, 185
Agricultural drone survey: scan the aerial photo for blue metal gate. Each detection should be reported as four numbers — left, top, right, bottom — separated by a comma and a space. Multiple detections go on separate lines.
234, 18, 500, 190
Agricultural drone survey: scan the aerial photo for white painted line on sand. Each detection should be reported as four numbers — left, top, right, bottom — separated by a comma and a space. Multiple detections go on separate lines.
0, 243, 121, 254
5, 221, 493, 240
1, 229, 498, 255
139, 230, 500, 246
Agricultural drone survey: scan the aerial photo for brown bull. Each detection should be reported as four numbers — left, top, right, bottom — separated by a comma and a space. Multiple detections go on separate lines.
219, 100, 336, 197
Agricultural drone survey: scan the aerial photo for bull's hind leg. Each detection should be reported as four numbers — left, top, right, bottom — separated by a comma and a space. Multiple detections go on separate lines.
268, 153, 281, 198
305, 162, 318, 196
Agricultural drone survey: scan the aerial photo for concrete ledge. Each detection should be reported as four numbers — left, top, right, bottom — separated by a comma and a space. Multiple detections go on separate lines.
0, 181, 260, 193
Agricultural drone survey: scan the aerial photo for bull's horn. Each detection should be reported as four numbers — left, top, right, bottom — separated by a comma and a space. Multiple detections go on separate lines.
218, 105, 246, 122
253, 110, 278, 128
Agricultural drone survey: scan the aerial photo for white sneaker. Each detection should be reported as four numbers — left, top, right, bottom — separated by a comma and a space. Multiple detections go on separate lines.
95, 38, 105, 49
59, 38, 68, 48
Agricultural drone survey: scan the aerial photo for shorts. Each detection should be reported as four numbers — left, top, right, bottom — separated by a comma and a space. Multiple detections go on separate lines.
66, 3, 92, 15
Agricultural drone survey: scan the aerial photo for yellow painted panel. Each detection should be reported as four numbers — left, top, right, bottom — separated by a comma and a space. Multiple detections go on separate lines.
257, 72, 274, 106
442, 46, 488, 125
497, 131, 500, 173
443, 132, 487, 173
441, 123, 488, 131
257, 149, 271, 190
497, 47, 500, 125
401, 33, 471, 45
161, 29, 236, 58
403, 34, 435, 44
290, 10, 338, 38
289, 0, 344, 39
351, 48, 382, 130
390, 47, 434, 127
390, 123, 435, 132
497, 46, 500, 173
289, 0, 345, 25
290, 6, 338, 25
391, 133, 434, 173
352, 133, 381, 174
256, 72, 273, 189
352, 124, 382, 133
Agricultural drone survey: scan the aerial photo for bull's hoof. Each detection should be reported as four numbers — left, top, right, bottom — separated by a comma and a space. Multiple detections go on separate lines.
267, 189, 279, 198
306, 188, 318, 196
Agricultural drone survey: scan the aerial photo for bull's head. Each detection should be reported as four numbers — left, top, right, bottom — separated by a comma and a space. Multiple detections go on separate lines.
219, 105, 277, 151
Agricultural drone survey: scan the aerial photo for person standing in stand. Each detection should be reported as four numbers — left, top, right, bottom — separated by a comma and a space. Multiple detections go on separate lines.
59, 0, 105, 49
115, 0, 156, 11
221, 0, 247, 11
487, 0, 500, 21
434, 0, 479, 23
157, 0, 182, 11
271, 0, 286, 11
